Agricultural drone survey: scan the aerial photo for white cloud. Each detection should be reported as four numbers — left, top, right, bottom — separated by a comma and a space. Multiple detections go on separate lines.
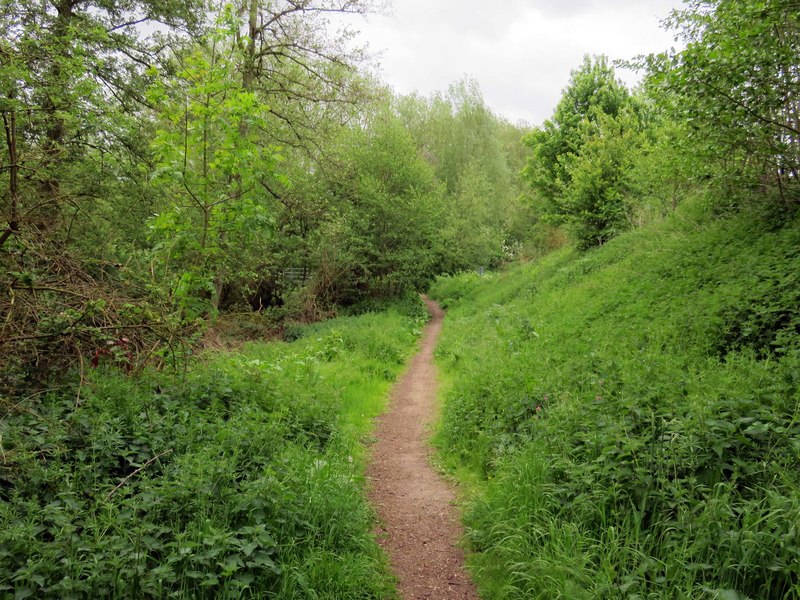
342, 0, 685, 125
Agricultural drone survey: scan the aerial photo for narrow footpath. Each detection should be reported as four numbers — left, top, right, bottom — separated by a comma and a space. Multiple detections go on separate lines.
367, 296, 478, 600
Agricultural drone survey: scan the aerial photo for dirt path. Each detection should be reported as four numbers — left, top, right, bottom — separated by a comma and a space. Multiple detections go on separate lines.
367, 296, 478, 600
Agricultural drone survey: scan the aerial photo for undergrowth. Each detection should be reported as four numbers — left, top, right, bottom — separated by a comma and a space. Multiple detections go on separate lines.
430, 199, 800, 599
0, 298, 428, 598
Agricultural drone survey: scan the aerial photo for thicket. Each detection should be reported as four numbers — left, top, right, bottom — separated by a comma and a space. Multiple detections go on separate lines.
0, 300, 426, 597
523, 1, 799, 251
0, 0, 529, 389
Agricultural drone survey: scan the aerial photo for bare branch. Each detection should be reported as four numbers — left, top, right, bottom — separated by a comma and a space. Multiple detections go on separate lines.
107, 449, 173, 499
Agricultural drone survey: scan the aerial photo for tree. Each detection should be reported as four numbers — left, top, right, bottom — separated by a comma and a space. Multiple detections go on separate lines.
523, 55, 630, 210
145, 0, 382, 315
312, 106, 445, 305
0, 0, 204, 382
0, 0, 201, 246
231, 0, 378, 157
654, 0, 800, 209
439, 160, 507, 268
558, 106, 646, 247
148, 17, 279, 317
396, 79, 528, 269
627, 114, 705, 219
522, 55, 642, 248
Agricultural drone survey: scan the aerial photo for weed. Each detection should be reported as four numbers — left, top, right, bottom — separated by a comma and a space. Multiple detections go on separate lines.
0, 303, 418, 598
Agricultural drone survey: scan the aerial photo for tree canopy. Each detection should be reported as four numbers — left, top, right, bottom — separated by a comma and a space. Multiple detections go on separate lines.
522, 55, 644, 248
652, 0, 800, 208
2, 0, 796, 379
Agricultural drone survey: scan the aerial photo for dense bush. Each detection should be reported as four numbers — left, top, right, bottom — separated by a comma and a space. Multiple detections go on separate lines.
0, 302, 424, 598
430, 200, 800, 599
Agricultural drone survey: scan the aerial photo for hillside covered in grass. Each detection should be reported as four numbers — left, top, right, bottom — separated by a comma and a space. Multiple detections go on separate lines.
430, 201, 800, 599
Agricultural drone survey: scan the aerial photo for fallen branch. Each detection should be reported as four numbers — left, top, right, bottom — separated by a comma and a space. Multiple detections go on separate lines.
0, 323, 156, 345
12, 285, 92, 299
107, 449, 173, 500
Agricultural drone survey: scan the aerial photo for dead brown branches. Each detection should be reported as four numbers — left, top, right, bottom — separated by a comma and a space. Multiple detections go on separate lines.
0, 231, 189, 396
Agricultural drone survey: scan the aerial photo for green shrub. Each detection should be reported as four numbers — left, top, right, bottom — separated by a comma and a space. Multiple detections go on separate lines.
0, 302, 418, 598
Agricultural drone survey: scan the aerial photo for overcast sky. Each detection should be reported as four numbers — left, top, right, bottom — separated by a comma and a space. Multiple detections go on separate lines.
344, 0, 685, 126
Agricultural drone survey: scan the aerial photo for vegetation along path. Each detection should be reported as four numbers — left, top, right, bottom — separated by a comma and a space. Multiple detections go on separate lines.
367, 297, 478, 599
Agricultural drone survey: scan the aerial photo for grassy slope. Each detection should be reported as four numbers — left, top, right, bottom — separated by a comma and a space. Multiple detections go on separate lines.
430, 201, 800, 600
0, 299, 427, 598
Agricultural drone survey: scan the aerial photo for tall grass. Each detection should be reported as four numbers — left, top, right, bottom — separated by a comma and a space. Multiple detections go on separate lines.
0, 299, 428, 598
430, 200, 800, 599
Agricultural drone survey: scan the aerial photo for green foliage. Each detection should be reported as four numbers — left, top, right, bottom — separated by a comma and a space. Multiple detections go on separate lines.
523, 55, 630, 204
1, 0, 395, 385
558, 106, 648, 248
652, 0, 800, 210
0, 305, 421, 598
306, 106, 446, 305
430, 200, 800, 598
147, 14, 281, 317
523, 56, 643, 248
0, 0, 200, 247
396, 80, 531, 270
626, 116, 707, 222
3, 0, 800, 597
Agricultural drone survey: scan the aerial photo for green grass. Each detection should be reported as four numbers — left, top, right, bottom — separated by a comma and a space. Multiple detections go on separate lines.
0, 299, 428, 598
430, 199, 800, 599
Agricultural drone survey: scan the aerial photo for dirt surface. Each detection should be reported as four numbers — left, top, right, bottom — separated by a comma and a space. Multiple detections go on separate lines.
367, 296, 479, 600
